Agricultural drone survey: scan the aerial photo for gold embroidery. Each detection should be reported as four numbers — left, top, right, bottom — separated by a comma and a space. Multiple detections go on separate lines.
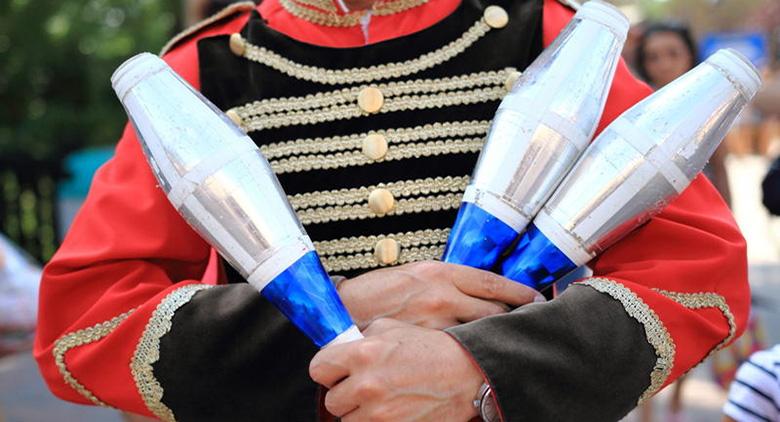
279, 0, 430, 27
261, 121, 490, 159
160, 2, 256, 56
53, 309, 137, 407
272, 138, 483, 174
290, 176, 469, 209
230, 69, 513, 131
654, 290, 737, 353
238, 19, 492, 83
315, 228, 449, 256
292, 0, 338, 12
323, 245, 446, 272
299, 193, 462, 224
131, 284, 213, 422
579, 278, 675, 404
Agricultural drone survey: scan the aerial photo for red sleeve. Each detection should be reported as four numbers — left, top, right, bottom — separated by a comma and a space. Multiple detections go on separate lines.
543, 0, 750, 395
32, 21, 240, 416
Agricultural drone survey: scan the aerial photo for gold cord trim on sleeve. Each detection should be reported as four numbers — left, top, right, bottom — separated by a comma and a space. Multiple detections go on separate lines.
261, 120, 490, 159
291, 176, 468, 224
279, 0, 430, 27
160, 2, 256, 55
654, 290, 736, 353
236, 18, 490, 82
230, 69, 513, 132
131, 284, 213, 422
272, 138, 484, 174
53, 309, 137, 407
579, 278, 675, 404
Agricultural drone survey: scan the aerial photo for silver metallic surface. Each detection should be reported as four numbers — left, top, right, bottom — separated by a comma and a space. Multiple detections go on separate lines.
536, 49, 761, 265
112, 53, 314, 291
467, 0, 628, 232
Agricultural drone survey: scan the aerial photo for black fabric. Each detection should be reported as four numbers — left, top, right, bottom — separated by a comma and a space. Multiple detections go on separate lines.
762, 155, 780, 215
155, 284, 319, 422
198, 0, 544, 280
447, 285, 658, 422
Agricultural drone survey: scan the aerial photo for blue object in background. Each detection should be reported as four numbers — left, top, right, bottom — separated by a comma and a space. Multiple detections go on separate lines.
700, 32, 768, 68
442, 202, 520, 270
57, 147, 114, 239
500, 224, 576, 291
261, 251, 355, 348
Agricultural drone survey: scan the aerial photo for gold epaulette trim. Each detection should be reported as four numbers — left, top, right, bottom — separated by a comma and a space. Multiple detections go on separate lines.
131, 284, 213, 422
236, 18, 491, 84
230, 69, 513, 133
315, 228, 449, 272
160, 2, 256, 56
579, 278, 674, 404
654, 289, 736, 354
53, 309, 137, 407
556, 0, 581, 10
292, 176, 468, 224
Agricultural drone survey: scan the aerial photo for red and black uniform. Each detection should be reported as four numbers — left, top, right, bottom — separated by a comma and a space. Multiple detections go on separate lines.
34, 0, 750, 421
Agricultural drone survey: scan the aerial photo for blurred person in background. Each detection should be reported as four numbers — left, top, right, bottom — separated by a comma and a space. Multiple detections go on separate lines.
636, 21, 732, 207
722, 345, 780, 422
0, 234, 40, 359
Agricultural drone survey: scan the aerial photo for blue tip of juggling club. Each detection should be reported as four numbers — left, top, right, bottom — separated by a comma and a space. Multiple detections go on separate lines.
442, 202, 520, 270
500, 224, 577, 291
261, 251, 355, 348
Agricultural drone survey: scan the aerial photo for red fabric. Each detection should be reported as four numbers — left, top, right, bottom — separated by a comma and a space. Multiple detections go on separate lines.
34, 0, 749, 415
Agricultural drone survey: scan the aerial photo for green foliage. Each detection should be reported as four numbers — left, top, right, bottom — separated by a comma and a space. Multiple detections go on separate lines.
0, 0, 180, 162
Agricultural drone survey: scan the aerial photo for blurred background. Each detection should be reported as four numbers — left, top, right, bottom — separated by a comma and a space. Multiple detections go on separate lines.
0, 0, 778, 420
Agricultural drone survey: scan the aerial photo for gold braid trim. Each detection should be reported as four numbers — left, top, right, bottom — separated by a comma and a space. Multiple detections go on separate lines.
261, 120, 490, 159
279, 0, 430, 27
271, 138, 484, 174
322, 245, 445, 272
290, 176, 469, 209
654, 289, 737, 354
578, 278, 675, 404
131, 284, 213, 422
230, 69, 514, 132
291, 176, 467, 224
53, 309, 137, 407
160, 2, 256, 56
315, 228, 449, 255
237, 18, 491, 83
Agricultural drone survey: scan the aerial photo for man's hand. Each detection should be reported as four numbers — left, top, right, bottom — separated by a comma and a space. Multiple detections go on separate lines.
310, 318, 484, 422
338, 260, 543, 330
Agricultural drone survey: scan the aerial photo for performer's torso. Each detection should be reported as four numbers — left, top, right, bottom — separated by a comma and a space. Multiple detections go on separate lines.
198, 0, 544, 279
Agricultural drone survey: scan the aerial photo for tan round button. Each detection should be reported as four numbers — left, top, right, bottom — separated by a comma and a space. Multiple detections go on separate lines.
374, 238, 400, 265
504, 70, 522, 91
483, 5, 509, 29
225, 109, 243, 127
229, 33, 246, 56
357, 87, 384, 114
362, 134, 389, 160
368, 188, 395, 215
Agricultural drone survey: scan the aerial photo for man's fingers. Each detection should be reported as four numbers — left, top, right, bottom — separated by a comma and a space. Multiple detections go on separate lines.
323, 376, 363, 417
448, 264, 544, 306
309, 345, 352, 388
454, 296, 509, 323
362, 318, 407, 336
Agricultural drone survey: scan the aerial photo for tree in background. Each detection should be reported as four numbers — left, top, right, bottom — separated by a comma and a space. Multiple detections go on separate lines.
0, 0, 180, 163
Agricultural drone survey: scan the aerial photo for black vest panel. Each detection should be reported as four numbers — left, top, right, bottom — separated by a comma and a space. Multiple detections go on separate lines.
198, 0, 544, 279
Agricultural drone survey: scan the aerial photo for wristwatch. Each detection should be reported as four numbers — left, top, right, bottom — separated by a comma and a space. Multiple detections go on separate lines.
473, 383, 499, 422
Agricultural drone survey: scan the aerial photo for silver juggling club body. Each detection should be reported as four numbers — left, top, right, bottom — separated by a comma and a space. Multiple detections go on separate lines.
501, 49, 762, 290
442, 0, 629, 269
111, 53, 362, 347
